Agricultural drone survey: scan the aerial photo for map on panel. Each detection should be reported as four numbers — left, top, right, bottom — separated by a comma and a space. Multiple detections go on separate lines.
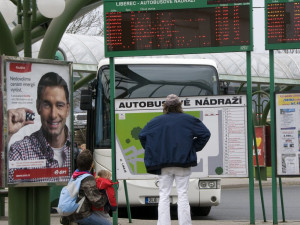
115, 96, 248, 179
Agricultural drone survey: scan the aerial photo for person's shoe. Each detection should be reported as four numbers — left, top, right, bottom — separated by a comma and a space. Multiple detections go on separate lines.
60, 216, 69, 225
50, 207, 57, 214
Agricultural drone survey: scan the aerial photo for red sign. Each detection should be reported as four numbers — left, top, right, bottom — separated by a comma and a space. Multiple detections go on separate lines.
253, 126, 266, 167
9, 62, 32, 73
14, 167, 69, 180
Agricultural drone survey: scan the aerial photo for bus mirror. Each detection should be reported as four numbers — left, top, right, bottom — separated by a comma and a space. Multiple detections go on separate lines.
225, 86, 236, 95
80, 89, 92, 110
220, 82, 236, 95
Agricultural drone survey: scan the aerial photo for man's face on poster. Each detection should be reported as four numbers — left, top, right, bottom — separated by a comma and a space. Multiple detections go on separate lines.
37, 86, 70, 139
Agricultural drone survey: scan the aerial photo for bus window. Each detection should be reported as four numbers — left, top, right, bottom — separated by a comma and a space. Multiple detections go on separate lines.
95, 63, 219, 148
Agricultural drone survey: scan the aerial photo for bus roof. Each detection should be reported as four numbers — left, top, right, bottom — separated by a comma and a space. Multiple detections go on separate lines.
97, 57, 217, 71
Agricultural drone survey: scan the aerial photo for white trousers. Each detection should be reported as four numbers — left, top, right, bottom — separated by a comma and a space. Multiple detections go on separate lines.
157, 167, 192, 225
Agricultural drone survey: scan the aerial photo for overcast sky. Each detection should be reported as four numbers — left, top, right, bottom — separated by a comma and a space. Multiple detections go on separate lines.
253, 1, 266, 53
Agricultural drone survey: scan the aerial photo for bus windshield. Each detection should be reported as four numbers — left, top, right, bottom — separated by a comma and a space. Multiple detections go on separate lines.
95, 63, 219, 148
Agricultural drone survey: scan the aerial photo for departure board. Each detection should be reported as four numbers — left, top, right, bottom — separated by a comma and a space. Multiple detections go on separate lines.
207, 0, 250, 4
104, 0, 252, 57
266, 0, 300, 50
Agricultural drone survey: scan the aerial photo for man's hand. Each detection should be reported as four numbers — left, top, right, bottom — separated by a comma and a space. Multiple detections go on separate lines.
8, 108, 35, 139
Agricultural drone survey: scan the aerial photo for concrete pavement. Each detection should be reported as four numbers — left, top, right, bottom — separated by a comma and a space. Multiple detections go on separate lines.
2, 214, 300, 225
49, 215, 300, 225
220, 177, 300, 189
1, 177, 300, 225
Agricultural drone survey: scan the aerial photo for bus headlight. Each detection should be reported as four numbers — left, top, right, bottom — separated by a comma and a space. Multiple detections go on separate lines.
198, 180, 220, 189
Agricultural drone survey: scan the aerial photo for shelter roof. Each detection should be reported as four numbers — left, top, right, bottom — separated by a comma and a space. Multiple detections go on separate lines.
28, 33, 300, 85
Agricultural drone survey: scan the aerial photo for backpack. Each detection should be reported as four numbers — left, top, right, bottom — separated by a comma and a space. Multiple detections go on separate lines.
57, 173, 92, 216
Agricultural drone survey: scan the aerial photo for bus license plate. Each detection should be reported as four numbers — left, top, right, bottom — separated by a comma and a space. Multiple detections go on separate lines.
145, 197, 159, 204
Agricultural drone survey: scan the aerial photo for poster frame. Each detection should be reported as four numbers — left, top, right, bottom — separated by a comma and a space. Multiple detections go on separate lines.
2, 56, 74, 187
275, 91, 300, 177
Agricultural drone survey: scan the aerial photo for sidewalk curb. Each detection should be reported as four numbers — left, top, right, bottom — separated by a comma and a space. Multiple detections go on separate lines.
221, 178, 300, 189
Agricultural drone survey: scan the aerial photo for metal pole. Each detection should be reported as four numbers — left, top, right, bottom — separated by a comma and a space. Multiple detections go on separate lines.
252, 124, 266, 222
246, 51, 255, 224
257, 84, 261, 124
0, 13, 18, 56
269, 50, 278, 224
74, 73, 96, 91
27, 188, 35, 225
9, 1, 32, 224
36, 187, 51, 225
10, 1, 50, 224
109, 57, 118, 225
279, 177, 285, 222
23, 0, 32, 57
8, 188, 27, 225
123, 180, 132, 223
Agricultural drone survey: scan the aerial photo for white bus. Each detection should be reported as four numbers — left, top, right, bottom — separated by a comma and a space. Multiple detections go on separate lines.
82, 56, 221, 217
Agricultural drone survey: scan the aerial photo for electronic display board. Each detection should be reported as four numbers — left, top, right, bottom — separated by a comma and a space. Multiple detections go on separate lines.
266, 0, 300, 50
104, 0, 253, 57
207, 0, 250, 4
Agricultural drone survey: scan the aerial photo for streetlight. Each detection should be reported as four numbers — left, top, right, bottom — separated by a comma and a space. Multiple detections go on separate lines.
37, 0, 65, 18
0, 0, 65, 57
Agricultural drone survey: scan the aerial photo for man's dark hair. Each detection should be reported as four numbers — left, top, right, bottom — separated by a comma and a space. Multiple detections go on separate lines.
37, 72, 69, 103
76, 150, 93, 171
163, 94, 183, 114
163, 103, 183, 114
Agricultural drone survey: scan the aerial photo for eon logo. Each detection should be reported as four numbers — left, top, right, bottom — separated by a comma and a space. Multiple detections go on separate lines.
54, 169, 67, 175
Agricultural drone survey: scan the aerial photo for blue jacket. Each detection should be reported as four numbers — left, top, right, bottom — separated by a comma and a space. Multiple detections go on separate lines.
139, 112, 211, 175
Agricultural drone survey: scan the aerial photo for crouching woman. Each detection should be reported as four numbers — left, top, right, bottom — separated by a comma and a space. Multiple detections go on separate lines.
66, 150, 112, 225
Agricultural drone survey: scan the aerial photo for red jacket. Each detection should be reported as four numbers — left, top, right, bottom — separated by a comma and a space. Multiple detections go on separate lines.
92, 177, 118, 212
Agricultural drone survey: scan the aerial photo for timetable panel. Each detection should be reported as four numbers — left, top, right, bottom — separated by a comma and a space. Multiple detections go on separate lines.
106, 6, 250, 52
266, 0, 300, 49
207, 0, 250, 4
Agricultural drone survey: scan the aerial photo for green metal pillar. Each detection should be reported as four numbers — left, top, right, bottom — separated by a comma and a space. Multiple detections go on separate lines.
74, 73, 96, 91
23, 0, 32, 57
8, 188, 27, 225
12, 16, 49, 48
9, 187, 50, 225
269, 50, 278, 224
109, 57, 118, 225
0, 14, 18, 220
253, 124, 266, 222
0, 13, 18, 56
279, 177, 285, 222
9, 1, 51, 224
123, 180, 132, 223
246, 51, 255, 224
36, 187, 51, 224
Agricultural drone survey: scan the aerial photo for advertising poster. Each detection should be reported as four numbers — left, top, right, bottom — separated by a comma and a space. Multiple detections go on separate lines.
276, 93, 300, 176
253, 126, 266, 167
4, 57, 73, 186
115, 95, 248, 179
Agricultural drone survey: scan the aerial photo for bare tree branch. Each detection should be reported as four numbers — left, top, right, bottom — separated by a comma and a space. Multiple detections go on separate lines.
66, 6, 104, 35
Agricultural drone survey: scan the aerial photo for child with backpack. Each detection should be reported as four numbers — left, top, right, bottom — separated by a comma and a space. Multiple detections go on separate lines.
92, 170, 118, 222
59, 150, 112, 225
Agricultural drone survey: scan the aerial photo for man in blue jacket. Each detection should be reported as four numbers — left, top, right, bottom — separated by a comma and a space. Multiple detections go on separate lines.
139, 94, 211, 225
